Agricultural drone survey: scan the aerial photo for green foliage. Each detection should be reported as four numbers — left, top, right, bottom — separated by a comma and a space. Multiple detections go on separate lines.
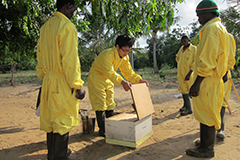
1, 0, 185, 71
166, 84, 173, 88
221, 7, 240, 77
147, 32, 180, 69
159, 70, 166, 79
221, 7, 240, 57
145, 21, 202, 70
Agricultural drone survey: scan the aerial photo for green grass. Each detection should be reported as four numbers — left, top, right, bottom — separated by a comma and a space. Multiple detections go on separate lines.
0, 68, 179, 87
0, 70, 89, 87
166, 84, 173, 88
0, 70, 42, 86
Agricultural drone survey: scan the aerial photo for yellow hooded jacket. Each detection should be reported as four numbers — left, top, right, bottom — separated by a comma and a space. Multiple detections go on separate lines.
176, 44, 197, 94
36, 12, 84, 135
193, 17, 230, 130
223, 33, 236, 108
88, 47, 141, 111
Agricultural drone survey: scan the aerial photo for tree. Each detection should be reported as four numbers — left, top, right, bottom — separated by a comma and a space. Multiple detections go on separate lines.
0, 0, 56, 70
143, 0, 184, 73
221, 7, 240, 48
1, 0, 184, 72
221, 6, 240, 76
226, 0, 240, 12
0, 0, 88, 70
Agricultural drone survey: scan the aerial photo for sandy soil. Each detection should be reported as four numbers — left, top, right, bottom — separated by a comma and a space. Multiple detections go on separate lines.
0, 81, 240, 160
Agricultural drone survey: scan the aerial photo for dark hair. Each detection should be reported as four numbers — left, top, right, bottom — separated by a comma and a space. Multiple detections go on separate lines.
181, 35, 190, 41
115, 35, 134, 48
56, 0, 75, 10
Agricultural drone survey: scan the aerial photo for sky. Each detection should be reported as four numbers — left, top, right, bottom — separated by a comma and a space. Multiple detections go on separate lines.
138, 0, 229, 47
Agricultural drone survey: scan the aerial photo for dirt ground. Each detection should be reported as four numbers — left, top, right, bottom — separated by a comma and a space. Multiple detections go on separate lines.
1, 80, 240, 160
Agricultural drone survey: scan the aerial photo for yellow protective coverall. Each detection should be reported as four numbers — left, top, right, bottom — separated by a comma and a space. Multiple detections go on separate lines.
176, 44, 197, 94
192, 17, 230, 130
88, 47, 141, 111
223, 34, 236, 108
36, 11, 84, 135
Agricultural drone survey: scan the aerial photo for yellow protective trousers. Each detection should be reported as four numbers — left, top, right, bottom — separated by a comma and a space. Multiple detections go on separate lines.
88, 73, 115, 111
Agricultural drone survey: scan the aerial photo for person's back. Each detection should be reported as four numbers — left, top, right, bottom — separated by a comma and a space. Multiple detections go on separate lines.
38, 13, 76, 74
36, 1, 85, 159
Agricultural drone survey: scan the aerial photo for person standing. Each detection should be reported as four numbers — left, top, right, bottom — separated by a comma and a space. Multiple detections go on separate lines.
36, 0, 85, 159
88, 35, 148, 137
217, 33, 236, 140
176, 35, 197, 116
186, 0, 230, 158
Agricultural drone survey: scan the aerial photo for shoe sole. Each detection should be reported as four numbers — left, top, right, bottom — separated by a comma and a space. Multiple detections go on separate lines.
186, 149, 214, 158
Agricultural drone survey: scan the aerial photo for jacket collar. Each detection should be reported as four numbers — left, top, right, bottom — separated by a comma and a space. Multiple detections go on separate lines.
54, 11, 70, 21
182, 43, 195, 52
201, 17, 221, 31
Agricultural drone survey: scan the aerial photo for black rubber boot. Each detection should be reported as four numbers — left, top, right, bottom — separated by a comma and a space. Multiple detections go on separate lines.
53, 132, 74, 160
180, 94, 192, 116
105, 110, 114, 118
47, 132, 53, 160
96, 111, 105, 137
179, 94, 186, 112
48, 132, 72, 160
186, 123, 215, 158
217, 106, 226, 140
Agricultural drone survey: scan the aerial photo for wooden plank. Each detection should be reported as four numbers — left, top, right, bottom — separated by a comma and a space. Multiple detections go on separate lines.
105, 119, 136, 141
130, 83, 154, 120
107, 113, 137, 121
135, 115, 152, 141
106, 114, 152, 142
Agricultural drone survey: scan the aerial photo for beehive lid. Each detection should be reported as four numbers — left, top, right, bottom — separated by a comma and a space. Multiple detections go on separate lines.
130, 83, 154, 120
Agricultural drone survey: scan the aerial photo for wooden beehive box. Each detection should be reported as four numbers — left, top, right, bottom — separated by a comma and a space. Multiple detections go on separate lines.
105, 83, 154, 148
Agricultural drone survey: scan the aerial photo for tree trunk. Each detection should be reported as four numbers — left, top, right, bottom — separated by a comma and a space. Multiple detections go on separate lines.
153, 37, 159, 74
130, 51, 134, 69
10, 63, 15, 87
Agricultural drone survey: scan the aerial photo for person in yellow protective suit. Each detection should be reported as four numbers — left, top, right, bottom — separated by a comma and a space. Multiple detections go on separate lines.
36, 1, 85, 159
217, 33, 236, 140
176, 35, 197, 116
185, 0, 230, 158
88, 35, 149, 137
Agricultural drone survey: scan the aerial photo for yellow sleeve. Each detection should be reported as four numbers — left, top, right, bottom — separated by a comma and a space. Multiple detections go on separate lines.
190, 46, 197, 71
197, 29, 220, 77
119, 56, 142, 84
228, 34, 236, 70
36, 39, 45, 79
100, 51, 124, 85
61, 23, 84, 89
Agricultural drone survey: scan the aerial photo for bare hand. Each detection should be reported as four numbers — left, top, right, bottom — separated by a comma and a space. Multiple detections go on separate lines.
185, 74, 191, 81
189, 75, 204, 97
222, 71, 228, 83
121, 80, 132, 91
185, 70, 193, 81
189, 83, 200, 97
139, 79, 149, 87
75, 88, 86, 100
